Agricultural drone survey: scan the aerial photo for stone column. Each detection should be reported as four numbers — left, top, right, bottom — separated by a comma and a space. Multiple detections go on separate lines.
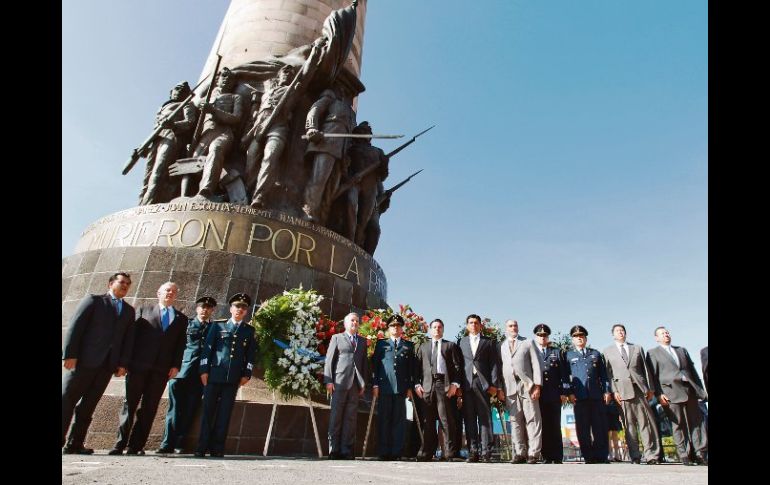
199, 0, 367, 79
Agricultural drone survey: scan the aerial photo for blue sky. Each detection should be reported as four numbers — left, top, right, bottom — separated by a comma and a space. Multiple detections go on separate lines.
62, 1, 707, 375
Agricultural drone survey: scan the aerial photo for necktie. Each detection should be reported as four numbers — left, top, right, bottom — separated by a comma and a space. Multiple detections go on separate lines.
161, 308, 170, 332
471, 337, 479, 375
542, 347, 547, 359
581, 349, 586, 358
509, 339, 516, 354
620, 345, 629, 364
350, 334, 357, 350
668, 347, 678, 366
431, 340, 439, 374
112, 298, 121, 316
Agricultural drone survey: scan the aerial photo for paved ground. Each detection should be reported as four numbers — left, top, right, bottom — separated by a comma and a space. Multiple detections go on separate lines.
62, 453, 708, 485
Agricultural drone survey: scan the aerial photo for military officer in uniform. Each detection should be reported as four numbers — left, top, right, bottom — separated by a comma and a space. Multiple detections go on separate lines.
564, 325, 611, 464
532, 324, 569, 464
372, 314, 416, 460
157, 296, 217, 454
195, 293, 257, 458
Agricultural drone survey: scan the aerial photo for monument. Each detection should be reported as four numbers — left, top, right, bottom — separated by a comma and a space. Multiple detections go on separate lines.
62, 0, 431, 455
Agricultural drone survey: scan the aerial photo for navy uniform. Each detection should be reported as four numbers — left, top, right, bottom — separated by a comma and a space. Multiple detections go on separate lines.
195, 293, 257, 457
158, 297, 218, 453
372, 315, 416, 460
532, 324, 570, 464
564, 325, 611, 464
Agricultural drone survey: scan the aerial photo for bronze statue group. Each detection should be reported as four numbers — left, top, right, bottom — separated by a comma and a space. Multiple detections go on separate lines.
125, 1, 425, 257
63, 272, 708, 465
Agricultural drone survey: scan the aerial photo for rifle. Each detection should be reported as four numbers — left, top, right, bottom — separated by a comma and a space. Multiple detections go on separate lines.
187, 54, 223, 157
121, 75, 210, 175
376, 169, 423, 206
332, 126, 433, 199
242, 38, 326, 146
385, 124, 434, 158
187, 20, 228, 157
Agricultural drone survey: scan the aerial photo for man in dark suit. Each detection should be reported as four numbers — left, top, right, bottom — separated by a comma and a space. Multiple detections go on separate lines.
414, 318, 462, 462
196, 293, 257, 458
646, 327, 708, 466
603, 324, 660, 464
157, 296, 217, 454
62, 272, 136, 454
108, 281, 187, 455
532, 324, 569, 464
458, 314, 499, 462
564, 325, 611, 464
372, 314, 416, 460
323, 312, 369, 459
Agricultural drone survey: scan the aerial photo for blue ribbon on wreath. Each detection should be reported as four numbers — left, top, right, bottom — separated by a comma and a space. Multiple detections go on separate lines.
272, 338, 326, 363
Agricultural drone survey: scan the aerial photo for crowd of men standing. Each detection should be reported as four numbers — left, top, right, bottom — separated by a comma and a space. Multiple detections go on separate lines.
323, 314, 708, 466
63, 273, 707, 464
62, 272, 256, 458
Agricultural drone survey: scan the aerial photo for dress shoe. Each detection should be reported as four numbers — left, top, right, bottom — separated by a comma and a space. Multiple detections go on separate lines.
481, 454, 492, 463
584, 458, 595, 464
681, 458, 694, 466
527, 456, 539, 464
466, 453, 479, 463
107, 448, 124, 456
126, 449, 145, 456
328, 452, 340, 460
597, 459, 611, 464
378, 455, 389, 461
62, 446, 94, 455
156, 447, 175, 454
343, 454, 355, 460
194, 451, 206, 458
210, 452, 224, 458
511, 455, 527, 464
631, 459, 641, 464
551, 460, 562, 464
695, 455, 708, 466
174, 449, 186, 454
415, 454, 432, 462
646, 459, 659, 465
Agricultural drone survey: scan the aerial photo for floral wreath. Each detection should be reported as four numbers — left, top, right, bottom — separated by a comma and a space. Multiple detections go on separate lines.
252, 286, 324, 400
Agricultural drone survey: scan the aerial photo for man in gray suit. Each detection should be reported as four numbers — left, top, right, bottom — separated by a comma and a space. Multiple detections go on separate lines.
496, 320, 543, 464
603, 324, 661, 464
62, 272, 136, 454
458, 314, 499, 463
323, 312, 369, 459
646, 326, 708, 466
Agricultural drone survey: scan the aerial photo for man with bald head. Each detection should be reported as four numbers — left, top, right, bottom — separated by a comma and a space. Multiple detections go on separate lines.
109, 282, 187, 455
497, 319, 543, 464
323, 312, 369, 459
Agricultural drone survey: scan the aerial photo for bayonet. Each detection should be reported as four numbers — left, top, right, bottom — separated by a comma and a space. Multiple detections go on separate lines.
376, 169, 423, 206
301, 133, 403, 140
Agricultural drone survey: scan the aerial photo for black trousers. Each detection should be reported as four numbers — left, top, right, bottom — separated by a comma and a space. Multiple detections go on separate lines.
62, 362, 113, 448
539, 399, 563, 461
115, 370, 168, 451
197, 382, 238, 454
462, 376, 493, 455
419, 378, 457, 458
574, 399, 609, 462
160, 374, 204, 449
377, 392, 407, 457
